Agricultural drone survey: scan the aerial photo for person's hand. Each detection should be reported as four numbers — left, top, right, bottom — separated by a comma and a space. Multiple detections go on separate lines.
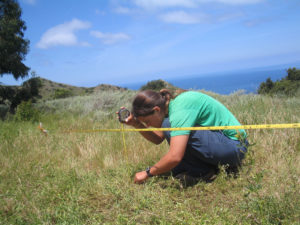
134, 171, 148, 184
116, 107, 140, 127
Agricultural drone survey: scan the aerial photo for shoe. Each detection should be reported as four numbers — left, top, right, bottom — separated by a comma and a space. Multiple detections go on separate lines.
175, 172, 200, 187
175, 169, 218, 187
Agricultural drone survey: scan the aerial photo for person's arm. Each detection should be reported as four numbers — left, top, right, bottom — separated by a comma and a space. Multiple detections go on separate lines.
134, 135, 189, 184
133, 119, 165, 145
118, 110, 165, 145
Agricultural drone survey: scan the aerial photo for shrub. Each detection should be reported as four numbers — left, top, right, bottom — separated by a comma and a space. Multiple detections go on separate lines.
14, 100, 40, 122
0, 104, 9, 120
22, 77, 42, 97
287, 67, 300, 81
0, 77, 42, 113
257, 78, 274, 94
140, 79, 166, 91
37, 90, 136, 121
53, 88, 73, 99
257, 68, 300, 96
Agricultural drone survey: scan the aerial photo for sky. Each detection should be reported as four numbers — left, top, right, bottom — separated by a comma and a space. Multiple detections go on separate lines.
1, 0, 300, 87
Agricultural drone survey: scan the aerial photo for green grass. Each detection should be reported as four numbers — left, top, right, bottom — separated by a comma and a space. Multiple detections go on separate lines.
1, 90, 300, 224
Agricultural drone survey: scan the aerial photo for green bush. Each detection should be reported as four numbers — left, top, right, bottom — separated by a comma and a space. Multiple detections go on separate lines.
53, 88, 73, 99
258, 68, 300, 96
140, 79, 166, 91
0, 77, 42, 113
37, 90, 135, 121
22, 77, 42, 97
0, 104, 9, 120
287, 68, 300, 81
14, 100, 40, 122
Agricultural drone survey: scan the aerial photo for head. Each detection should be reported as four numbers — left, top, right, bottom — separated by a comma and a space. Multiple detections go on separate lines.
132, 89, 172, 128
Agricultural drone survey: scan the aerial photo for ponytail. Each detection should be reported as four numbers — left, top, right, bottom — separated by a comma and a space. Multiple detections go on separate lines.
159, 89, 173, 102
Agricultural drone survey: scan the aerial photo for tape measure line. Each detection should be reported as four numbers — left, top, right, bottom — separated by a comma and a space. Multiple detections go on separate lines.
38, 122, 300, 158
121, 123, 128, 158
61, 123, 300, 134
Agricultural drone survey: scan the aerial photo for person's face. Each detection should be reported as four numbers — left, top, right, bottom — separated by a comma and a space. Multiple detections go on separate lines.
137, 106, 164, 128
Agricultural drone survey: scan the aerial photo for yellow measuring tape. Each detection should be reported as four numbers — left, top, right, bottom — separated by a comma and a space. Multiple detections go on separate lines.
121, 123, 128, 159
66, 123, 300, 157
62, 123, 300, 133
38, 123, 300, 158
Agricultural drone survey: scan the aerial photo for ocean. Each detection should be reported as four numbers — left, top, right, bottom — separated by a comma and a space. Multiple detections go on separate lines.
124, 68, 288, 95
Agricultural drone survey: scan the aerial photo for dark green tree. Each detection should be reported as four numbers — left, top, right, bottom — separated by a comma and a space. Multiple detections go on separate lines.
22, 73, 42, 97
287, 68, 300, 81
257, 68, 300, 96
0, 0, 30, 79
265, 77, 274, 90
0, 76, 41, 114
140, 79, 166, 91
257, 77, 273, 94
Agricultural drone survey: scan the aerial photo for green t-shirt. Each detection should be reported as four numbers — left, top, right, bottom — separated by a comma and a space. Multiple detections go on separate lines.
168, 91, 246, 140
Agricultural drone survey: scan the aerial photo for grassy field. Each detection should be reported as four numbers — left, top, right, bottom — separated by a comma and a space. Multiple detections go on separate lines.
0, 89, 299, 224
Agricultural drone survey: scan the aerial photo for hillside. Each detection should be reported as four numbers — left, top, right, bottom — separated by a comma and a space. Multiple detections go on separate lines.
38, 78, 128, 100
1, 77, 181, 119
37, 78, 88, 99
2, 77, 180, 101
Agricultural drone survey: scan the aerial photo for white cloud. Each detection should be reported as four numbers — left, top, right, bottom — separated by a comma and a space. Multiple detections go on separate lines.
114, 6, 132, 14
160, 11, 209, 24
198, 0, 263, 5
217, 12, 244, 22
22, 0, 37, 5
37, 19, 91, 49
133, 0, 197, 9
90, 31, 131, 45
132, 0, 263, 9
95, 9, 106, 15
80, 42, 92, 47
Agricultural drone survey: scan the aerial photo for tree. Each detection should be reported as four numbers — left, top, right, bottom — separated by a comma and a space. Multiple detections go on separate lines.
257, 77, 273, 94
287, 68, 300, 81
0, 0, 30, 80
140, 79, 166, 91
22, 71, 42, 96
0, 76, 41, 114
257, 68, 300, 96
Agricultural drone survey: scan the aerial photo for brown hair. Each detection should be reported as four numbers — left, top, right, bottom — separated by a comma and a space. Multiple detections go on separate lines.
132, 89, 173, 117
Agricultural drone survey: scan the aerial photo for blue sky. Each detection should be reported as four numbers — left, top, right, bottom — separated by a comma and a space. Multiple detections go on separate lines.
2, 0, 300, 87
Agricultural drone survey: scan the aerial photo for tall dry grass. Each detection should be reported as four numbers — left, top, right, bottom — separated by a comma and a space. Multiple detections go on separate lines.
0, 90, 299, 224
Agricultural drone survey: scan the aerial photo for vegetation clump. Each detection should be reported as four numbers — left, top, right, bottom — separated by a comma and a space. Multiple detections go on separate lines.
140, 79, 178, 92
14, 100, 40, 122
258, 67, 300, 96
52, 88, 73, 99
0, 76, 41, 115
140, 79, 166, 91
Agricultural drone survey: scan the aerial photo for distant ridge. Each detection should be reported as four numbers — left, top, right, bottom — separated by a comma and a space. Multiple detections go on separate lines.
39, 77, 129, 99
1, 77, 182, 100
93, 83, 128, 92
5, 77, 127, 100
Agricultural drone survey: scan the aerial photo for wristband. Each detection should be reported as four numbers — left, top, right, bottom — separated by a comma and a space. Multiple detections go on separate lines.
146, 167, 154, 177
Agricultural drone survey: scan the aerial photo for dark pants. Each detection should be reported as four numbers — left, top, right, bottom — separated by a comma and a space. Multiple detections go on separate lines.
162, 119, 248, 177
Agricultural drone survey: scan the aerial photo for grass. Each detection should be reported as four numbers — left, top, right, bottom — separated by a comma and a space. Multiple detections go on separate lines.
0, 89, 300, 224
